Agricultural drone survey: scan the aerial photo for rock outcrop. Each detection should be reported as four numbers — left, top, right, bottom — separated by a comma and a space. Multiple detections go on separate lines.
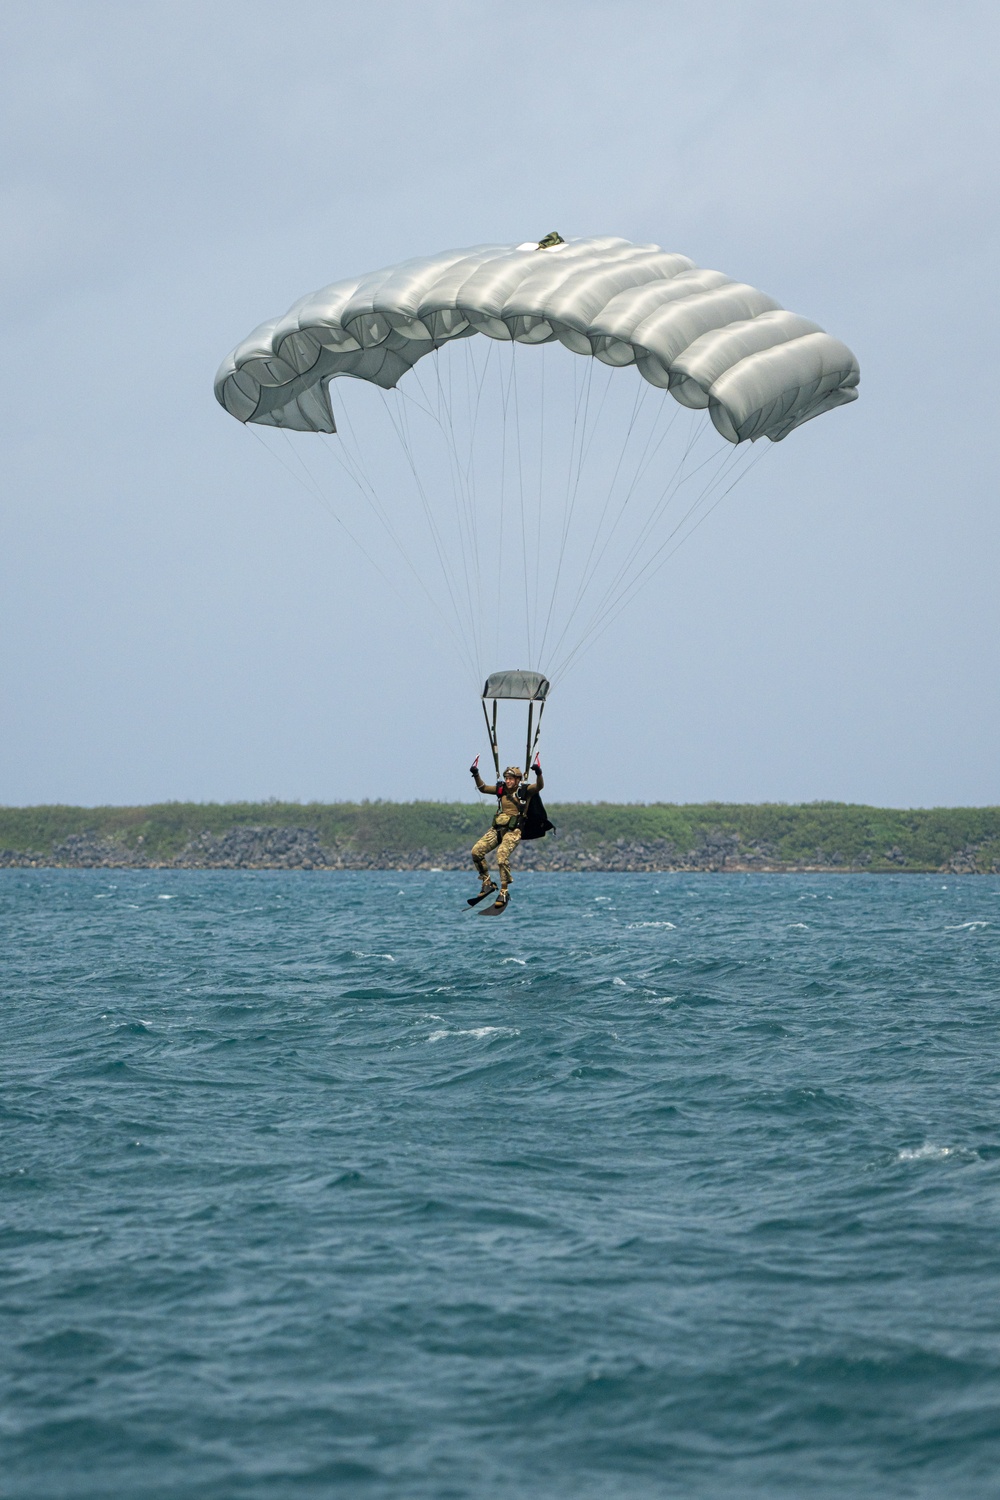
3, 816, 998, 873
0, 824, 889, 872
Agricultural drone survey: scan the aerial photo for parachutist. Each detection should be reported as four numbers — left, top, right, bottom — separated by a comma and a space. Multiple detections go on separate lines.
469, 759, 545, 909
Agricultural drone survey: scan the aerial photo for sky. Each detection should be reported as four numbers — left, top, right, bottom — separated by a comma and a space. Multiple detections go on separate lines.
1, 0, 998, 808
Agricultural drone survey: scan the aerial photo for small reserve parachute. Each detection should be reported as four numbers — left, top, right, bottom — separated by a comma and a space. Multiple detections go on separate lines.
215, 234, 858, 716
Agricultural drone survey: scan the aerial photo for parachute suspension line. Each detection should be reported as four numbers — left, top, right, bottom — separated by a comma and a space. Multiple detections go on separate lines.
559, 438, 738, 666
423, 353, 485, 673
620, 443, 764, 610
304, 410, 479, 681
412, 333, 496, 671
387, 382, 464, 638
535, 351, 591, 665
543, 370, 679, 671
317, 399, 410, 554
454, 342, 489, 662
560, 444, 773, 681
462, 335, 495, 604
509, 342, 534, 669
552, 443, 767, 683
596, 425, 740, 619
470, 337, 503, 672
573, 355, 624, 486
402, 365, 472, 658
315, 393, 475, 659
397, 373, 469, 644
377, 388, 481, 688
461, 336, 496, 663
538, 363, 660, 667
535, 352, 600, 670
580, 418, 709, 604
399, 373, 485, 676
393, 371, 479, 661
530, 698, 545, 766
534, 342, 546, 647
495, 340, 515, 669
556, 353, 599, 567
248, 427, 393, 591
553, 411, 715, 662
246, 426, 480, 676
433, 349, 483, 649
552, 379, 676, 653
274, 422, 429, 612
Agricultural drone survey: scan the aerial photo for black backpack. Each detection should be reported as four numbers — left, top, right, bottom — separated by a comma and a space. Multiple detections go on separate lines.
520, 793, 554, 841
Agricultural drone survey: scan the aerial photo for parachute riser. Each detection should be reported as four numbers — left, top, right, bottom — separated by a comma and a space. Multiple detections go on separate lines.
480, 669, 549, 782
482, 695, 544, 782
482, 698, 500, 778
529, 700, 545, 773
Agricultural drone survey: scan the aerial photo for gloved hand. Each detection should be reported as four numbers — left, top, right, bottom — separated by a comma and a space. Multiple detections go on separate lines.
469, 762, 479, 776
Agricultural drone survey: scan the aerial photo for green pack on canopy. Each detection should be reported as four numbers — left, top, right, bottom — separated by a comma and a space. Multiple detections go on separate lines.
483, 671, 550, 702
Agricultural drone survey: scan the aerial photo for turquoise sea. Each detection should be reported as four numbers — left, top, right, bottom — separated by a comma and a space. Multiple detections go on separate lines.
4, 870, 1000, 1497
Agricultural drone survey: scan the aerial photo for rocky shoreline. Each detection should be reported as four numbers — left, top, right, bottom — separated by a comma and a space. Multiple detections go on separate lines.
1, 825, 995, 874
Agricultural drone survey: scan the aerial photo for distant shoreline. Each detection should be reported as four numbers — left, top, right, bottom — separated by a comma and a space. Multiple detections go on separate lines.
1, 802, 998, 874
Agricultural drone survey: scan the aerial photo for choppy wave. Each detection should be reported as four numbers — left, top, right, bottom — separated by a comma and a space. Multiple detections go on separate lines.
3, 869, 1000, 1498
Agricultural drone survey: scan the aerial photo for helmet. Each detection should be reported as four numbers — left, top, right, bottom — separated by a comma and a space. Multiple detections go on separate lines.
503, 766, 523, 781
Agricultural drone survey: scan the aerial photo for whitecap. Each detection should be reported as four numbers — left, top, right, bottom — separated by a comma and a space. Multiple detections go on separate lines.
157, 894, 173, 900
501, 957, 526, 966
946, 921, 989, 931
626, 921, 676, 929
897, 1143, 965, 1162
612, 977, 627, 988
427, 1025, 518, 1042
788, 922, 809, 929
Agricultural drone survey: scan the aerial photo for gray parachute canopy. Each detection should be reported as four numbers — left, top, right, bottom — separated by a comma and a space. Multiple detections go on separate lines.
483, 670, 550, 702
215, 236, 859, 445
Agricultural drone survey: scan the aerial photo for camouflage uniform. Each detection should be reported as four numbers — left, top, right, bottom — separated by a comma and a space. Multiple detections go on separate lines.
472, 824, 522, 890
470, 766, 543, 892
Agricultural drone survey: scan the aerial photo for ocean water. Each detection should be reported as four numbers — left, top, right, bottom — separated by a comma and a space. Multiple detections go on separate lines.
3, 870, 1000, 1499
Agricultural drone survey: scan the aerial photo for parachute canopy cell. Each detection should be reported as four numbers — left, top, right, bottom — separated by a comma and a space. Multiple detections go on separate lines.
483, 671, 551, 702
215, 236, 859, 445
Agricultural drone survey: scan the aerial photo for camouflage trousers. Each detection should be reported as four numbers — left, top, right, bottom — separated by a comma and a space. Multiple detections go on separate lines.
472, 825, 522, 889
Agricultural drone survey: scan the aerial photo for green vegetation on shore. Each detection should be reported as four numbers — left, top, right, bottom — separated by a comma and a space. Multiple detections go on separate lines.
1, 801, 999, 871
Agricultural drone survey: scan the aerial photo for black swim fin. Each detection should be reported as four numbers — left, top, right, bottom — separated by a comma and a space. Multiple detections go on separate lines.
479, 894, 510, 916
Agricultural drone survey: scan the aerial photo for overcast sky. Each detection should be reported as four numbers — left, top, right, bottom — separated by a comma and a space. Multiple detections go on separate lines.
2, 1, 998, 808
